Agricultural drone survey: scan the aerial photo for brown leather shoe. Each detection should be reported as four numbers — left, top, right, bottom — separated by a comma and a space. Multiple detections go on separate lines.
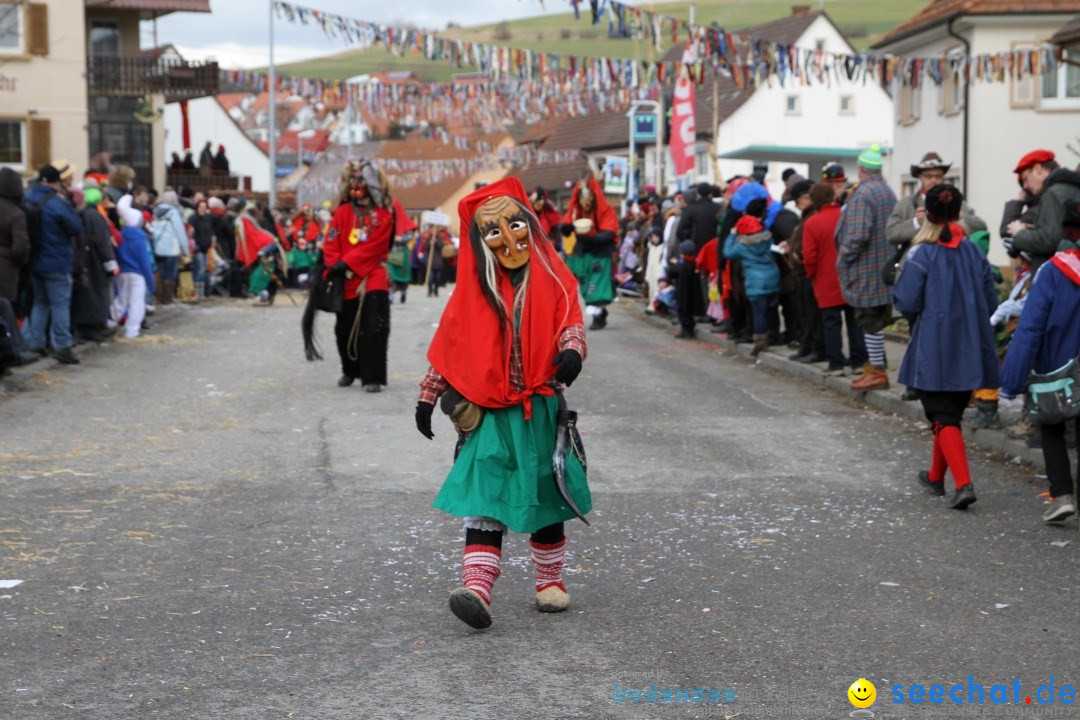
850, 368, 889, 392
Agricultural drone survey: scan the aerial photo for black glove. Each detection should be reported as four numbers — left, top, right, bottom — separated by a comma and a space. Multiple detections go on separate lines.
552, 349, 582, 387
330, 260, 349, 276
559, 223, 573, 238
415, 401, 434, 439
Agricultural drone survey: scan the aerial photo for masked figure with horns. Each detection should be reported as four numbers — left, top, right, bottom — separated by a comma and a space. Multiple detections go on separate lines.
415, 177, 592, 630
303, 161, 394, 390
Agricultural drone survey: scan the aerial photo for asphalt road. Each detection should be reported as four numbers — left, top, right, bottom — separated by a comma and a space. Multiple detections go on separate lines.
1, 291, 1077, 720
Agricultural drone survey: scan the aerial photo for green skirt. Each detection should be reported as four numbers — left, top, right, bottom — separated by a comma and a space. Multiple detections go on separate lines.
248, 262, 273, 295
433, 394, 591, 534
568, 253, 614, 305
286, 247, 314, 271
387, 260, 411, 284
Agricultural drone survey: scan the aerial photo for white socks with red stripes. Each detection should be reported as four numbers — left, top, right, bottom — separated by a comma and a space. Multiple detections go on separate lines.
530, 538, 567, 593
462, 544, 501, 606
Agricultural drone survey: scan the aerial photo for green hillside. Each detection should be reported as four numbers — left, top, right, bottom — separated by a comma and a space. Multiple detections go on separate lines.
275, 0, 928, 82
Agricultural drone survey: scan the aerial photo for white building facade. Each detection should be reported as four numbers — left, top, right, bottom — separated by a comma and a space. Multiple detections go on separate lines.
875, 6, 1080, 265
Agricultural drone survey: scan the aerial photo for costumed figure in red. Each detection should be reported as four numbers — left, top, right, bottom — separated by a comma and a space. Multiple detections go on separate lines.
415, 177, 592, 630
528, 186, 563, 251
302, 161, 394, 391
559, 176, 618, 330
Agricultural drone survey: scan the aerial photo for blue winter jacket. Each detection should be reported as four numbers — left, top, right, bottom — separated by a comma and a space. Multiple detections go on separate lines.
724, 230, 780, 298
24, 183, 83, 275
116, 226, 156, 293
1000, 249, 1080, 398
893, 238, 1000, 392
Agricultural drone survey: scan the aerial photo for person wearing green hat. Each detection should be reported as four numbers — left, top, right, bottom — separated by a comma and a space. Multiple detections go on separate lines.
73, 178, 119, 343
835, 144, 897, 392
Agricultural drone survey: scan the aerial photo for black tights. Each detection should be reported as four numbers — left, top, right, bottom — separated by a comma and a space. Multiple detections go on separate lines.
465, 522, 564, 549
1043, 420, 1080, 499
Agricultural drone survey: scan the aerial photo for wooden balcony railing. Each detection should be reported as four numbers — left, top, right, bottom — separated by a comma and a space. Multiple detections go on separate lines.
87, 54, 220, 101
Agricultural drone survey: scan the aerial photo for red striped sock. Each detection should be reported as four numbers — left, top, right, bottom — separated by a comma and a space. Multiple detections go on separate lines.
938, 425, 971, 490
929, 424, 947, 482
530, 538, 567, 593
462, 544, 500, 605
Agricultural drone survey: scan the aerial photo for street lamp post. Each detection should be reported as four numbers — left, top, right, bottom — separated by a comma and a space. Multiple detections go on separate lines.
268, 0, 277, 210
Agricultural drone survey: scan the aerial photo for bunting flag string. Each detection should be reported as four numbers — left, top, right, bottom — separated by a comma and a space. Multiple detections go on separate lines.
271, 0, 1060, 90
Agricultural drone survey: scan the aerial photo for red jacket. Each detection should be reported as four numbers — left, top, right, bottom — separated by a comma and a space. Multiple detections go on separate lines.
324, 203, 392, 298
801, 203, 845, 309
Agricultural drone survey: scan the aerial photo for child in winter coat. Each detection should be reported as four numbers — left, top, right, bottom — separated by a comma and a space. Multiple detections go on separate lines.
724, 213, 780, 356
893, 185, 1000, 510
114, 195, 155, 339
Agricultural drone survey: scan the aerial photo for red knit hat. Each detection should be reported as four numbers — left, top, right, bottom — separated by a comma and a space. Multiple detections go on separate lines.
1013, 149, 1055, 174
735, 215, 764, 235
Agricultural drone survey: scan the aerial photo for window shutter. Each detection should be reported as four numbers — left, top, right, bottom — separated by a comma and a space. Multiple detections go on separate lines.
28, 3, 49, 56
29, 118, 51, 170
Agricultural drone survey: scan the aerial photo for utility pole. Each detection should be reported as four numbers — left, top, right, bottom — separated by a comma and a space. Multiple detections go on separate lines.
268, 0, 277, 210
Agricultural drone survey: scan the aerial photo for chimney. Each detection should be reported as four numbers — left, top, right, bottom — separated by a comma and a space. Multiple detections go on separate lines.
792, 5, 811, 15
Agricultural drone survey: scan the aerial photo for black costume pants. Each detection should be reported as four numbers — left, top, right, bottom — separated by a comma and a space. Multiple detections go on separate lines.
334, 290, 390, 385
918, 391, 971, 429
1042, 420, 1080, 499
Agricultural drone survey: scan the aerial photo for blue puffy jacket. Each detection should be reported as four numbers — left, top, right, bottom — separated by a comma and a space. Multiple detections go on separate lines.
24, 183, 83, 275
1000, 249, 1080, 398
724, 229, 780, 298
893, 237, 1000, 392
116, 226, 156, 294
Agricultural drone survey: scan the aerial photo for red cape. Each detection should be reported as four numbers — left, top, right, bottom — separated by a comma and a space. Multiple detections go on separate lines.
236, 216, 276, 267
426, 177, 582, 417
562, 176, 618, 234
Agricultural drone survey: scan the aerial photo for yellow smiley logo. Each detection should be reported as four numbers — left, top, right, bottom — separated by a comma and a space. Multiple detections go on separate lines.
848, 678, 876, 709
348, 228, 361, 245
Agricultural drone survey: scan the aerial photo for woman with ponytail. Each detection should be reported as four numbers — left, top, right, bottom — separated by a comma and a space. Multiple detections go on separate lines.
893, 184, 1001, 510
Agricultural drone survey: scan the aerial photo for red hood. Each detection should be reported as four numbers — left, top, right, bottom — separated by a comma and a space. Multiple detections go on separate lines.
1052, 248, 1080, 285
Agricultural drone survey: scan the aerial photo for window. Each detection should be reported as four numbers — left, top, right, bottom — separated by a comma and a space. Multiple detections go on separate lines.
897, 80, 922, 125
941, 49, 965, 115
785, 94, 801, 115
0, 2, 24, 55
0, 119, 26, 170
814, 38, 825, 52
1040, 50, 1080, 109
90, 20, 119, 55
839, 94, 854, 114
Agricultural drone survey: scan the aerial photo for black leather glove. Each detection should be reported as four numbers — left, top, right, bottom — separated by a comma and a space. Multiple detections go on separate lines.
559, 223, 574, 238
415, 401, 434, 439
552, 349, 582, 387
330, 260, 348, 276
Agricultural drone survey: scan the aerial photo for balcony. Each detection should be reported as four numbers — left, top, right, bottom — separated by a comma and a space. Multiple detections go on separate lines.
87, 54, 220, 102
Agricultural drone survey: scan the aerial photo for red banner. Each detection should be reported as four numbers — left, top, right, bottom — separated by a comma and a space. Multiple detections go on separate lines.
670, 77, 696, 177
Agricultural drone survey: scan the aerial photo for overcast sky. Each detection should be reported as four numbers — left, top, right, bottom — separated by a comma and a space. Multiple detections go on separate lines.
143, 0, 552, 68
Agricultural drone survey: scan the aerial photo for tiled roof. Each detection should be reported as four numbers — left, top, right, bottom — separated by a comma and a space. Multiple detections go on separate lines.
86, 0, 210, 12
376, 138, 483, 162
541, 111, 633, 151
391, 175, 469, 213
511, 158, 590, 194
215, 92, 249, 113
874, 0, 1080, 48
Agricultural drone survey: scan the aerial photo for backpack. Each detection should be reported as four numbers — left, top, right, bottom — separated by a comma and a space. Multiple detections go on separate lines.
20, 195, 45, 261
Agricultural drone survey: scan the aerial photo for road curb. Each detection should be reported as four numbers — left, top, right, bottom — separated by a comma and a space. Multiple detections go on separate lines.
0, 303, 190, 395
631, 306, 1046, 469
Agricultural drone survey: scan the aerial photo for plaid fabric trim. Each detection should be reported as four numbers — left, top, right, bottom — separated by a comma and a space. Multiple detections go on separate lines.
416, 322, 587, 404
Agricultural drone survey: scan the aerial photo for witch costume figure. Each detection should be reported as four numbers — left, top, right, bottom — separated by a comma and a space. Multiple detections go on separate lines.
415, 177, 592, 630
560, 176, 618, 330
302, 161, 393, 391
